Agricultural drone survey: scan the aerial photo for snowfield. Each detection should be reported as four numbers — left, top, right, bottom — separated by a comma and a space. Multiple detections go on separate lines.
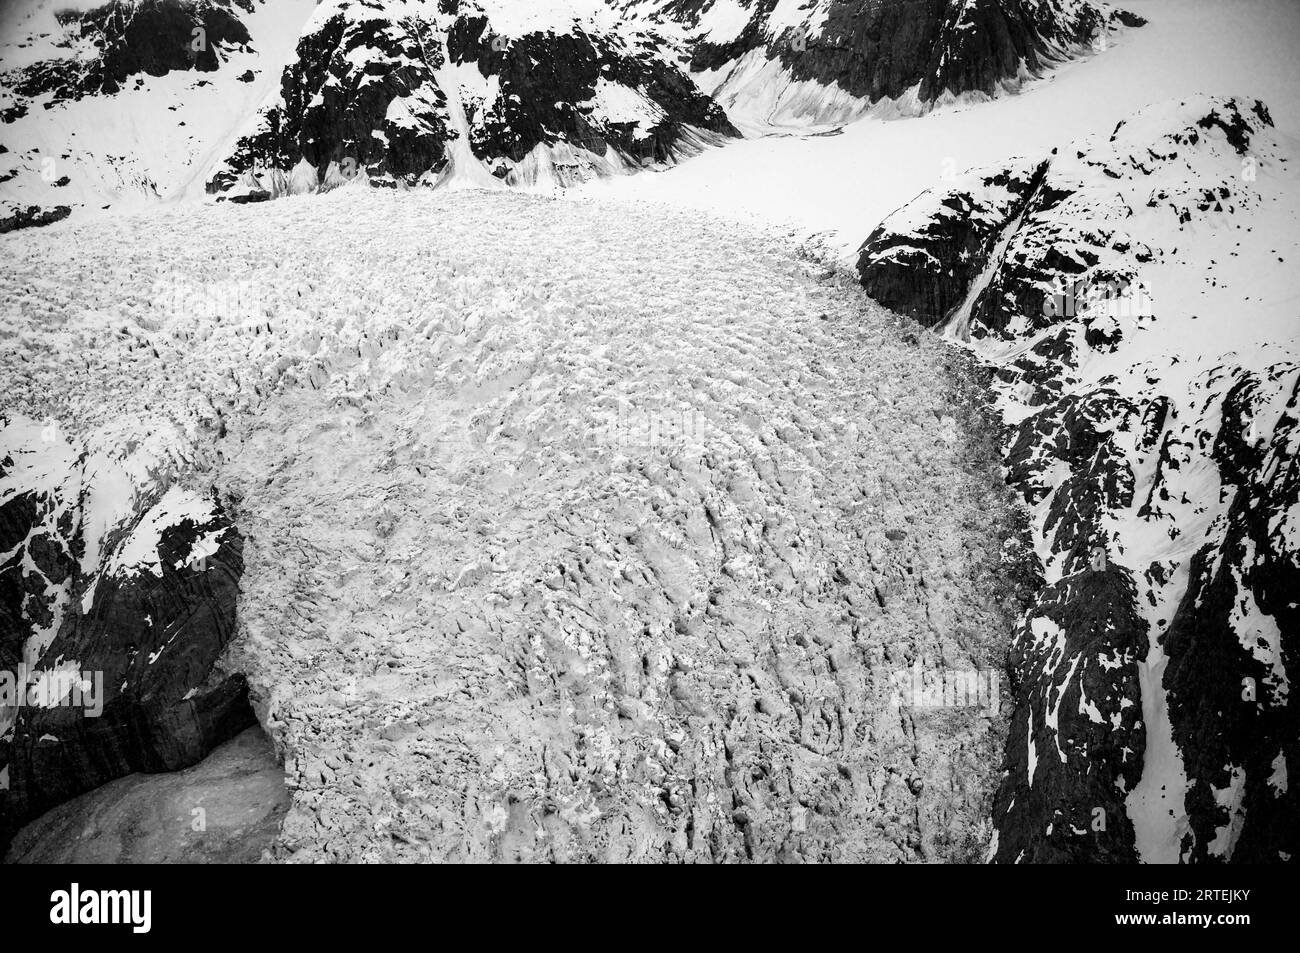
0, 0, 322, 216
2, 189, 1028, 861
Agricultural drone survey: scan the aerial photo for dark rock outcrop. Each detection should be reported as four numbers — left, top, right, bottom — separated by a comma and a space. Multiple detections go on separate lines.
0, 204, 72, 233
206, 3, 454, 194
1162, 370, 1299, 863
447, 11, 736, 178
859, 159, 1047, 328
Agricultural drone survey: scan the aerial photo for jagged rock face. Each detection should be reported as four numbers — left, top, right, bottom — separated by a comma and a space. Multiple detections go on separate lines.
996, 569, 1146, 862
857, 95, 1298, 862
0, 417, 253, 854
859, 160, 1048, 329
989, 386, 1151, 862
207, 2, 454, 193
207, 0, 737, 197
642, 0, 1139, 123
0, 420, 83, 695
446, 9, 736, 178
0, 493, 70, 699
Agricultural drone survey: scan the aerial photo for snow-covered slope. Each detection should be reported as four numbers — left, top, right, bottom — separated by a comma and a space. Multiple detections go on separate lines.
0, 0, 320, 226
2, 0, 1137, 225
857, 94, 1299, 862
578, 0, 1300, 265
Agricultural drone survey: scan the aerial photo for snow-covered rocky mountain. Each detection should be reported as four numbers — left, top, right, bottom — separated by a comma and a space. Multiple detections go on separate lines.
0, 0, 320, 227
633, 0, 1143, 127
0, 0, 738, 219
858, 94, 1299, 863
206, 0, 740, 198
0, 0, 1133, 225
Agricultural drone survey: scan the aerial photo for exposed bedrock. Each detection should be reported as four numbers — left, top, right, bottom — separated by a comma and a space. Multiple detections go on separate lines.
447, 12, 737, 173
1162, 372, 1299, 863
857, 159, 1048, 329
206, 4, 455, 194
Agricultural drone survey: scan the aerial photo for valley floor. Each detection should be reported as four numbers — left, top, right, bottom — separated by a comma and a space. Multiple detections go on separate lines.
2, 189, 1026, 861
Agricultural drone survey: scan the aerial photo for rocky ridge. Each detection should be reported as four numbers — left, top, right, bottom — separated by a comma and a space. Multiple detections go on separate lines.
637, 0, 1143, 126
207, 0, 738, 197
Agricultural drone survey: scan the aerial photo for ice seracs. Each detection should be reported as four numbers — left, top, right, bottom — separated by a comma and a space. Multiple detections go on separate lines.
3, 188, 1032, 861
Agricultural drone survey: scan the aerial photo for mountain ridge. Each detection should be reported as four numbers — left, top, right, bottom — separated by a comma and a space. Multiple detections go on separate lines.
0, 0, 1135, 224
